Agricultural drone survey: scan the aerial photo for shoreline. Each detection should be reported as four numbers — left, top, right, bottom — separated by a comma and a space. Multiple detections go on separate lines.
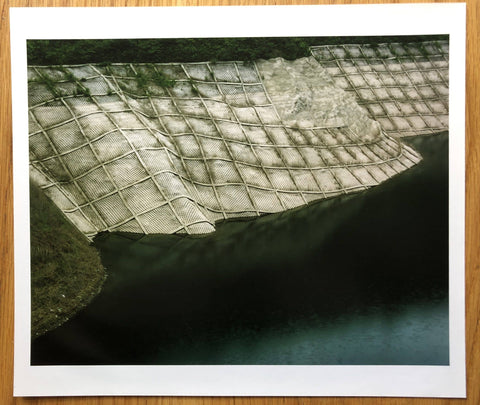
30, 181, 107, 339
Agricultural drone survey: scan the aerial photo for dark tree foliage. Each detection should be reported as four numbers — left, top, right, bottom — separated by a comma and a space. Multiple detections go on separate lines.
27, 35, 448, 65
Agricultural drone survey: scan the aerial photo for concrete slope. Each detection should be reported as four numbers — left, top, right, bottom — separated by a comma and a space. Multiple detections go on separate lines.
310, 40, 449, 137
28, 57, 421, 238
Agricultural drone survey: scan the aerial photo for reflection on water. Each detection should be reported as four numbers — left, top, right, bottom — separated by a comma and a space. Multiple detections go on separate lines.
31, 133, 449, 365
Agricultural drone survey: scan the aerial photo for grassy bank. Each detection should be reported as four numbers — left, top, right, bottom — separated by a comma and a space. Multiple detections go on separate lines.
27, 35, 448, 66
30, 182, 106, 338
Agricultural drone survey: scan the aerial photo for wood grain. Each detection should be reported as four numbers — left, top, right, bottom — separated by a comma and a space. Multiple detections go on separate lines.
1, 0, 477, 404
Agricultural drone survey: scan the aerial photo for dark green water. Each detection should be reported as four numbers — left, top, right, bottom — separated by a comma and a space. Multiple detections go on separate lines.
31, 133, 449, 365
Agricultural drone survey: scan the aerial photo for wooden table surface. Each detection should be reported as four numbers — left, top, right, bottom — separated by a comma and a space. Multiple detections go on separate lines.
1, 0, 478, 404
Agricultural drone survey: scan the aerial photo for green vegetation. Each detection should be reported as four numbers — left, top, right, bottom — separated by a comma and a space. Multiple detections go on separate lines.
27, 36, 448, 66
151, 68, 175, 88
62, 69, 76, 83
74, 83, 91, 97
48, 65, 91, 98
134, 68, 175, 92
30, 182, 106, 338
135, 70, 149, 92
35, 71, 63, 98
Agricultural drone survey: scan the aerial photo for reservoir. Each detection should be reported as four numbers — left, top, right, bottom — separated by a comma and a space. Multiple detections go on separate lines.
31, 132, 449, 365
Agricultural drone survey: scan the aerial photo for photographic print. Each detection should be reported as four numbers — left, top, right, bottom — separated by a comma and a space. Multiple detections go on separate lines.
12, 4, 466, 397
28, 35, 449, 366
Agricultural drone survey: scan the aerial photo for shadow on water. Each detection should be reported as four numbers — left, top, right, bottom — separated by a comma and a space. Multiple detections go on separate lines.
31, 132, 449, 365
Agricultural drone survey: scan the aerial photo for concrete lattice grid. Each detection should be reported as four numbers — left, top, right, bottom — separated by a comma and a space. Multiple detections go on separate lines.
310, 40, 449, 137
28, 56, 427, 238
